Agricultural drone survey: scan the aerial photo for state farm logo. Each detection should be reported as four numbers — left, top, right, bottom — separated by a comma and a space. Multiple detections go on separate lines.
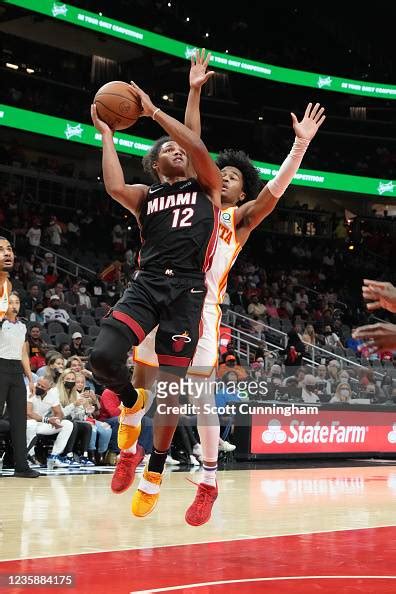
387, 424, 396, 443
261, 418, 368, 445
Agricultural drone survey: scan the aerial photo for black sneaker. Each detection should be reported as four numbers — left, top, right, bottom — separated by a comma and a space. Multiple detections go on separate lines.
14, 469, 40, 478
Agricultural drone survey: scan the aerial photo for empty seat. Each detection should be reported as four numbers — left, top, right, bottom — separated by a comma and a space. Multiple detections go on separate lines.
81, 315, 96, 329
88, 325, 100, 338
47, 321, 65, 335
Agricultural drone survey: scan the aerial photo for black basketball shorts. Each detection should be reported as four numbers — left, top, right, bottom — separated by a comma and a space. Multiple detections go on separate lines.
102, 270, 206, 368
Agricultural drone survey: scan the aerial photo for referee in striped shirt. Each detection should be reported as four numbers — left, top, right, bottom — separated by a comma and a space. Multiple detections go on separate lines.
0, 238, 39, 477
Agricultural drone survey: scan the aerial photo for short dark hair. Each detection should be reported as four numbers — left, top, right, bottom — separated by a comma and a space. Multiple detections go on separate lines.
216, 149, 261, 199
142, 136, 171, 181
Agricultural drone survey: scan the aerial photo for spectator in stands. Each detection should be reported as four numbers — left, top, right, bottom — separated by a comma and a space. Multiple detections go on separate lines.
231, 286, 248, 312
301, 374, 320, 403
345, 328, 363, 354
77, 280, 91, 309
330, 382, 352, 404
26, 219, 41, 251
64, 282, 80, 308
218, 354, 248, 381
327, 359, 341, 390
247, 295, 266, 320
27, 325, 47, 371
46, 216, 62, 248
265, 297, 279, 319
302, 323, 316, 349
27, 376, 74, 468
254, 340, 274, 370
49, 282, 65, 303
29, 302, 45, 324
59, 342, 72, 364
36, 351, 64, 382
283, 329, 306, 374
75, 372, 111, 465
41, 253, 58, 276
112, 223, 126, 253
31, 263, 45, 286
44, 266, 58, 287
322, 324, 344, 351
295, 288, 309, 305
65, 356, 94, 389
57, 369, 93, 466
98, 388, 122, 463
23, 284, 41, 313
358, 367, 374, 387
278, 299, 292, 319
89, 273, 106, 300
43, 295, 70, 329
69, 334, 87, 359
221, 342, 241, 365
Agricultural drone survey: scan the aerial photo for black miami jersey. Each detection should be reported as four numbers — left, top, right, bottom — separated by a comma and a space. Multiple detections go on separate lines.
137, 178, 219, 274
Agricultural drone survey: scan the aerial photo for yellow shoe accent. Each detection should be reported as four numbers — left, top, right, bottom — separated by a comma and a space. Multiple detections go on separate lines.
131, 467, 162, 517
117, 388, 149, 450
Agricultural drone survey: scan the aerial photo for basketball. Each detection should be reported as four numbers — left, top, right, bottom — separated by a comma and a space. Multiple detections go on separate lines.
93, 81, 142, 131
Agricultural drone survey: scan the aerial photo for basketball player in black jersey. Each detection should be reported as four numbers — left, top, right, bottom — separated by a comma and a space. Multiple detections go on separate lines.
90, 81, 222, 495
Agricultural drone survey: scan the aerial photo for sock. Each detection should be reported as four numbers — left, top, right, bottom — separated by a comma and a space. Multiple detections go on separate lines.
125, 443, 137, 454
202, 464, 217, 487
148, 449, 168, 474
119, 383, 139, 408
66, 453, 73, 458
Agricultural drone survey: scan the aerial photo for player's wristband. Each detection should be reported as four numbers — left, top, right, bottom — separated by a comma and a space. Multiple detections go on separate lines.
152, 108, 161, 121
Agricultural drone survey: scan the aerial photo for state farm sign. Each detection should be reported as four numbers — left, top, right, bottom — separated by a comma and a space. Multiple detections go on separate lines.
251, 410, 396, 454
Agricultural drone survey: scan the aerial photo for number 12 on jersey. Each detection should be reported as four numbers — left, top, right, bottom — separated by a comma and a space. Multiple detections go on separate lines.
171, 208, 194, 228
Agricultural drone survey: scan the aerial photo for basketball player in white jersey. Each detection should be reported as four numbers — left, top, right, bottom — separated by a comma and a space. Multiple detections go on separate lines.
113, 51, 326, 523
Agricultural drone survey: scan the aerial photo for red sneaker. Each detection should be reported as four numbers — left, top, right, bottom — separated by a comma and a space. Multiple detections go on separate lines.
111, 445, 144, 494
185, 480, 218, 526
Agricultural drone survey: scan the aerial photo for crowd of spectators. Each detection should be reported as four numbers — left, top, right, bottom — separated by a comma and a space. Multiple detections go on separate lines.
0, 163, 394, 470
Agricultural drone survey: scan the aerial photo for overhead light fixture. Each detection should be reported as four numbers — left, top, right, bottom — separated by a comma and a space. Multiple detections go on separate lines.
26, 68, 35, 74
6, 63, 18, 70
186, 17, 190, 22
225, 50, 229, 53
258, 116, 263, 121
99, 12, 102, 16
162, 94, 169, 101
167, 2, 171, 6
205, 32, 209, 37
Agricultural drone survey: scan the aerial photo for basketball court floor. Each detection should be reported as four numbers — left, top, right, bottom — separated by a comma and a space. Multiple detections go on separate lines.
1, 462, 396, 593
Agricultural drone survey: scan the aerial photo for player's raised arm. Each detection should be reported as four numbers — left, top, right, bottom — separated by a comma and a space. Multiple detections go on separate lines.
184, 49, 214, 137
129, 81, 222, 209
235, 103, 326, 237
91, 104, 148, 216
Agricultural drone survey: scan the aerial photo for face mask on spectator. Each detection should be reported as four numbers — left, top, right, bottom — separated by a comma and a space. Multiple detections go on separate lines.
35, 387, 46, 397
64, 381, 76, 390
53, 369, 61, 378
35, 267, 42, 273
339, 389, 350, 397
79, 287, 86, 294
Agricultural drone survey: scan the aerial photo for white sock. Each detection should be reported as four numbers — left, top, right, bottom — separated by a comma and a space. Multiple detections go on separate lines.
202, 464, 217, 487
125, 443, 137, 454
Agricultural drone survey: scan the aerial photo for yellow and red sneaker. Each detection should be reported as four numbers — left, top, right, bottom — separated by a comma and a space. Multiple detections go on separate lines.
185, 480, 218, 526
117, 388, 149, 450
110, 444, 145, 494
131, 467, 162, 517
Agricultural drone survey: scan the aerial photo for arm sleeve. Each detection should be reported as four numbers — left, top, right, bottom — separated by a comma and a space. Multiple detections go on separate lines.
267, 138, 310, 198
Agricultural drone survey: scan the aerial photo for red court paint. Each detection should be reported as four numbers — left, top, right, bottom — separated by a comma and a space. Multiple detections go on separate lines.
1, 527, 395, 594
